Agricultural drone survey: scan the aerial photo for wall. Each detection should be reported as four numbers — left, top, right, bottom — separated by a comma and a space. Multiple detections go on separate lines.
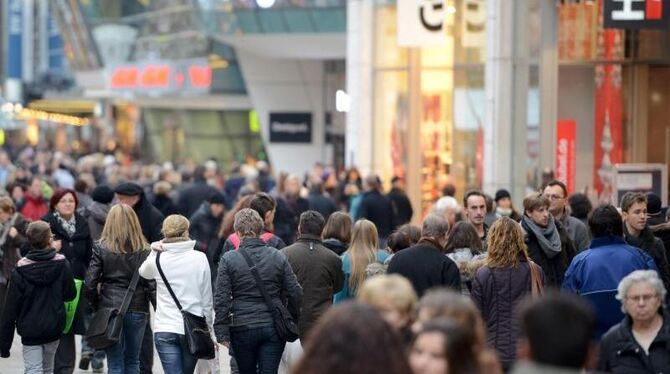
236, 50, 327, 175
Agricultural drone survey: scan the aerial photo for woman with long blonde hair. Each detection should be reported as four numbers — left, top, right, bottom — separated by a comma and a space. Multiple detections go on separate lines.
470, 217, 545, 371
334, 219, 389, 302
84, 204, 153, 374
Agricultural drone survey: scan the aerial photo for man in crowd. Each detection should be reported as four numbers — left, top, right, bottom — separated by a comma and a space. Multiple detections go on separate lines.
464, 190, 488, 244
432, 195, 461, 228
562, 204, 657, 338
388, 214, 461, 296
621, 192, 670, 292
275, 174, 309, 245
358, 175, 394, 246
512, 293, 596, 374
178, 165, 222, 218
190, 192, 227, 283
388, 176, 413, 226
306, 181, 337, 221
543, 180, 590, 251
281, 211, 344, 342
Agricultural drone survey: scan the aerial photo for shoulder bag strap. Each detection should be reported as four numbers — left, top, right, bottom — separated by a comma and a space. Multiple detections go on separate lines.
118, 261, 142, 316
238, 248, 276, 313
155, 251, 183, 311
528, 261, 543, 298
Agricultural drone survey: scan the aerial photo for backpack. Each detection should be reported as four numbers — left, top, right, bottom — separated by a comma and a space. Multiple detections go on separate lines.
229, 232, 275, 250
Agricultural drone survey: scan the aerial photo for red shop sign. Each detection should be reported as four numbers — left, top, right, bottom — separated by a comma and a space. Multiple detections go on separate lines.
556, 120, 576, 194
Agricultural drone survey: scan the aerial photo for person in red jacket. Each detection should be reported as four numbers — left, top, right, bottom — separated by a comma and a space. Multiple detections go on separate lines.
20, 177, 48, 221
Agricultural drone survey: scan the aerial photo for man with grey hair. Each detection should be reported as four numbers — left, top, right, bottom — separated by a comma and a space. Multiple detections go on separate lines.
432, 195, 461, 229
215, 208, 303, 374
598, 270, 670, 373
388, 214, 461, 296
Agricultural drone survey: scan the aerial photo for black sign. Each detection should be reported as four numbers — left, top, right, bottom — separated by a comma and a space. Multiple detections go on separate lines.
269, 112, 312, 143
603, 0, 669, 29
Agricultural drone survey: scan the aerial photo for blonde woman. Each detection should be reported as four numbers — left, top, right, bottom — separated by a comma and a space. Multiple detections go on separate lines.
84, 204, 154, 374
333, 219, 389, 302
139, 215, 213, 374
470, 217, 545, 371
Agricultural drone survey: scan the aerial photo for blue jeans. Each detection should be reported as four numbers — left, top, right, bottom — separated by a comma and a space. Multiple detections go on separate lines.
154, 332, 198, 374
230, 325, 285, 374
105, 312, 148, 374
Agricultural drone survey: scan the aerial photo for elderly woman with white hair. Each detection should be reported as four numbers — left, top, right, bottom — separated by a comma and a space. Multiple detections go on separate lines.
598, 270, 670, 373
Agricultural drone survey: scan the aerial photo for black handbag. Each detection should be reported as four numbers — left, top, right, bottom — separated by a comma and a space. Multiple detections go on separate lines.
85, 264, 141, 350
238, 249, 299, 342
156, 252, 216, 360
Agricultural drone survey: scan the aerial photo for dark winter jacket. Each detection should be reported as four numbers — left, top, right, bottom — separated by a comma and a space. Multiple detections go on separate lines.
40, 212, 93, 280
213, 231, 285, 287
84, 245, 155, 313
598, 312, 670, 374
82, 201, 109, 242
562, 236, 658, 338
0, 214, 29, 287
133, 195, 165, 243
560, 213, 591, 252
521, 218, 576, 287
152, 194, 178, 218
177, 180, 220, 218
189, 203, 223, 253
471, 260, 544, 370
214, 238, 302, 342
322, 238, 348, 256
388, 188, 413, 226
358, 190, 395, 238
651, 222, 670, 262
624, 225, 670, 293
0, 249, 76, 355
274, 196, 309, 245
387, 238, 461, 297
281, 234, 344, 340
307, 193, 338, 221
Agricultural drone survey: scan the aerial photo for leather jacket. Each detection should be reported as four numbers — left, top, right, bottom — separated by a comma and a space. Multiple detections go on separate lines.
85, 245, 156, 313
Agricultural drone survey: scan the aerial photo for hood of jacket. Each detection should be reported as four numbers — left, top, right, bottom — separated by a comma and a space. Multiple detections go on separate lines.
160, 239, 196, 253
86, 202, 110, 225
16, 254, 67, 285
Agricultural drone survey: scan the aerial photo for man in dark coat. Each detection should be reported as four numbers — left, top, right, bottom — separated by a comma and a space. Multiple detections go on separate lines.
281, 211, 344, 341
274, 175, 309, 245
387, 176, 413, 226
190, 193, 225, 284
621, 192, 670, 293
177, 165, 222, 218
114, 182, 164, 374
387, 214, 461, 296
358, 175, 394, 245
306, 182, 337, 221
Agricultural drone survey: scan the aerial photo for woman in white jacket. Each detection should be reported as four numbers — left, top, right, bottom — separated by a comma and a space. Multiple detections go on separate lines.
139, 215, 213, 374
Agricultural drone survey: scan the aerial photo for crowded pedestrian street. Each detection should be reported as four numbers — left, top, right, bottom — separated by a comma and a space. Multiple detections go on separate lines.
1, 1, 670, 374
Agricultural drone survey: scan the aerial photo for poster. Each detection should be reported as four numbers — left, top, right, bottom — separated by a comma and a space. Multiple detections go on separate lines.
556, 120, 576, 194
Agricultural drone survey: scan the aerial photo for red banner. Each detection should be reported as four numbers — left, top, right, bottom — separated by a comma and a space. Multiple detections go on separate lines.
594, 0, 624, 199
556, 120, 576, 194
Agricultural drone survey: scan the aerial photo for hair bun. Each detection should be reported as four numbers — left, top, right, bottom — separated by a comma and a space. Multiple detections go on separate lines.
162, 215, 190, 238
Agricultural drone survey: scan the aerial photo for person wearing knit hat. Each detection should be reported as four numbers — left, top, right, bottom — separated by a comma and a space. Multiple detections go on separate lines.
494, 189, 521, 222
91, 186, 114, 205
646, 192, 666, 226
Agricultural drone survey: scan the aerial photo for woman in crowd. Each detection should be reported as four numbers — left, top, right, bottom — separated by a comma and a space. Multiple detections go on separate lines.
139, 215, 213, 374
358, 274, 417, 346
410, 319, 482, 374
445, 222, 486, 295
334, 219, 390, 302
85, 204, 155, 374
0, 196, 28, 311
214, 208, 302, 374
293, 302, 412, 374
471, 217, 543, 371
322, 211, 352, 256
598, 270, 670, 373
41, 188, 93, 374
413, 289, 502, 374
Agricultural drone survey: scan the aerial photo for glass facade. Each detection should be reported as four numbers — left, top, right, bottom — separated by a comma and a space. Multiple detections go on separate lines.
372, 0, 486, 213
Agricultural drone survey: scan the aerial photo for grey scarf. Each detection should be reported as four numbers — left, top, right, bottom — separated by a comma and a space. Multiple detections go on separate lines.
522, 215, 562, 259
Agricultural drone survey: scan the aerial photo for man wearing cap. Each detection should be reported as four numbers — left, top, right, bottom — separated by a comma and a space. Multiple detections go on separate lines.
189, 192, 226, 283
114, 182, 164, 243
543, 180, 590, 251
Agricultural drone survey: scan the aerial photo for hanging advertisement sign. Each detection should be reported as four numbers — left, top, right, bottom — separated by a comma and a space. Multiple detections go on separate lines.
269, 112, 312, 143
594, 0, 624, 201
611, 164, 667, 207
558, 3, 597, 61
397, 0, 448, 47
556, 120, 576, 194
603, 0, 669, 29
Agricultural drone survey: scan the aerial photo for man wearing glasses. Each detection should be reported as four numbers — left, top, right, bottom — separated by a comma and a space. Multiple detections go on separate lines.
543, 180, 591, 251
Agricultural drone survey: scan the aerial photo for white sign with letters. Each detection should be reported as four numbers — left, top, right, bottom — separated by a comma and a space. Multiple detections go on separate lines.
397, 0, 448, 47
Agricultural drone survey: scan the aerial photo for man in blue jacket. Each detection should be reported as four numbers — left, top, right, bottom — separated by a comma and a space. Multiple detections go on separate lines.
562, 204, 658, 338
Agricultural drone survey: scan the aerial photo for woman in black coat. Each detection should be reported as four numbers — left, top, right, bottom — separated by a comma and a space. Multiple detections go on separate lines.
41, 188, 93, 374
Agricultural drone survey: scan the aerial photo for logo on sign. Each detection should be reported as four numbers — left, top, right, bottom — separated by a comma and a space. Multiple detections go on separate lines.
604, 0, 667, 28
